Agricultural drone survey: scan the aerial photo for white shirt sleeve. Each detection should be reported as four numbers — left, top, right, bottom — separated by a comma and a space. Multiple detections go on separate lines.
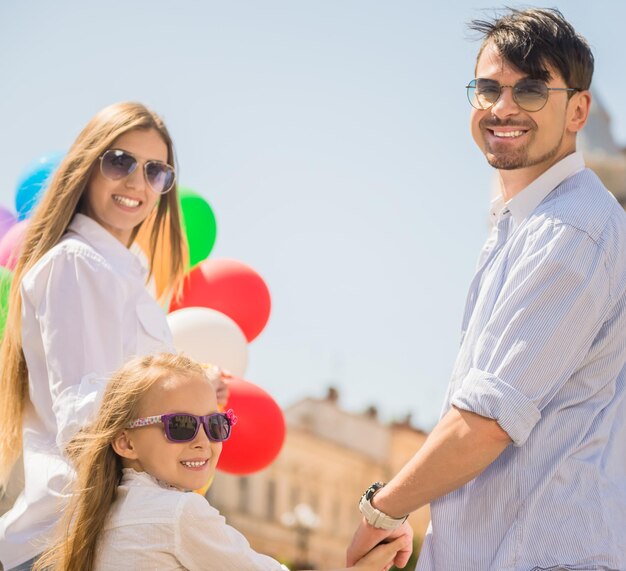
175, 493, 285, 571
22, 246, 127, 448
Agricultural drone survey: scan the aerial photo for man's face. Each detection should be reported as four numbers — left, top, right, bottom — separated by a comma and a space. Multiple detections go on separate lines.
470, 42, 574, 172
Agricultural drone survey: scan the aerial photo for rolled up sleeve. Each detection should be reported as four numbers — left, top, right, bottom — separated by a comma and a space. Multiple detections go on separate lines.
452, 223, 611, 446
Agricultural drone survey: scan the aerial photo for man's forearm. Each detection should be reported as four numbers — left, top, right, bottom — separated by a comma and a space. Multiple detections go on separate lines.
372, 406, 512, 518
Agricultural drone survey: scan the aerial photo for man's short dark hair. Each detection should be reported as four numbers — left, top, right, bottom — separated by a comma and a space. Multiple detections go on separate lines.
470, 8, 594, 90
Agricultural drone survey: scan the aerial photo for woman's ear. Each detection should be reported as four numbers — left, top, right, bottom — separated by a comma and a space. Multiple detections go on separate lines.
112, 430, 139, 460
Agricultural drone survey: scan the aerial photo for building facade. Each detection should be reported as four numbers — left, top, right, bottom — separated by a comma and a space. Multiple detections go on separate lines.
578, 90, 626, 205
208, 388, 430, 569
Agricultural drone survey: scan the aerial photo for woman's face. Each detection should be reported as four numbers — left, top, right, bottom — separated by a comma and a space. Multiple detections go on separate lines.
82, 128, 167, 245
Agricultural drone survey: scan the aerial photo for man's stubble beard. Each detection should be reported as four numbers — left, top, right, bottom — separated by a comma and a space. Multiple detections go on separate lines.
484, 131, 564, 171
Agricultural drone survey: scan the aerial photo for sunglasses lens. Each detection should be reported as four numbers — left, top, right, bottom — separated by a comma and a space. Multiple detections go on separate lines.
206, 414, 231, 442
166, 414, 199, 441
101, 150, 137, 180
471, 79, 501, 109
514, 80, 548, 111
145, 161, 175, 194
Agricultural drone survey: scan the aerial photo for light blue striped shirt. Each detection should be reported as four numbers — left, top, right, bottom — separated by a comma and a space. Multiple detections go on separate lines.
417, 153, 626, 571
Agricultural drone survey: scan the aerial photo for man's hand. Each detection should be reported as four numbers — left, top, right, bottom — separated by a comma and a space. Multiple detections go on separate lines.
347, 520, 413, 569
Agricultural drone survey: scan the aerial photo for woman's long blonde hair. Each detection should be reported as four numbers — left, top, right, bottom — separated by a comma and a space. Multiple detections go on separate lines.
33, 352, 207, 571
0, 102, 187, 488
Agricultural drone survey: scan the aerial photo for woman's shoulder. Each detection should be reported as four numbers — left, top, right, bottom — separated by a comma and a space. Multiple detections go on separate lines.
22, 229, 117, 286
24, 235, 104, 279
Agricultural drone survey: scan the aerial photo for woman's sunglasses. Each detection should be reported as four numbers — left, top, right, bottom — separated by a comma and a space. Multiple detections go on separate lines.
126, 409, 237, 443
99, 149, 176, 195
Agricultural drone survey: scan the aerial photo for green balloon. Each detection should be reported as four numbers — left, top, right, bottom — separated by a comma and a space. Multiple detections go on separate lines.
178, 187, 217, 268
0, 267, 12, 340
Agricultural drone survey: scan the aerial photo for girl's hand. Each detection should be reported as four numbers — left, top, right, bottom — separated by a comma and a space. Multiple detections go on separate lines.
214, 372, 230, 407
353, 536, 412, 571
201, 363, 230, 406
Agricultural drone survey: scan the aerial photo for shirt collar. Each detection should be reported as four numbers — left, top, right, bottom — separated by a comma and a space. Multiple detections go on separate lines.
67, 213, 146, 278
489, 151, 585, 227
121, 468, 188, 491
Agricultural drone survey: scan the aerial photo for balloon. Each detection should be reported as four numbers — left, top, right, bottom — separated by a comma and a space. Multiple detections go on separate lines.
15, 152, 64, 220
0, 207, 16, 241
178, 187, 217, 268
167, 307, 248, 377
194, 473, 215, 496
169, 258, 271, 342
0, 267, 12, 340
0, 220, 29, 270
217, 377, 285, 475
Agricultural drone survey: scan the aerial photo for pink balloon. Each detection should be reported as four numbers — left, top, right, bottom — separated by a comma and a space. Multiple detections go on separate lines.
0, 220, 29, 270
0, 207, 16, 241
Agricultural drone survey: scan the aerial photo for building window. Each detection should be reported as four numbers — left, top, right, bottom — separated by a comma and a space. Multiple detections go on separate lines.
267, 479, 276, 521
332, 497, 341, 533
238, 477, 249, 514
290, 485, 300, 508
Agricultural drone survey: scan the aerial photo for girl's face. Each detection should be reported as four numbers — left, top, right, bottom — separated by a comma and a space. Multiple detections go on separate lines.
82, 128, 166, 245
119, 373, 223, 491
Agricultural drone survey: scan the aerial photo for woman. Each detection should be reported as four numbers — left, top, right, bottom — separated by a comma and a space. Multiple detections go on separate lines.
0, 102, 187, 570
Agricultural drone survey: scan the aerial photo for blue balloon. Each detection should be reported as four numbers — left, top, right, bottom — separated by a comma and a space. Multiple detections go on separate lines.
15, 152, 65, 220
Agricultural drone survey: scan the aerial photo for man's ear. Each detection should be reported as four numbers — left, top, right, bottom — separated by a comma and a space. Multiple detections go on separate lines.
112, 430, 139, 460
567, 90, 592, 133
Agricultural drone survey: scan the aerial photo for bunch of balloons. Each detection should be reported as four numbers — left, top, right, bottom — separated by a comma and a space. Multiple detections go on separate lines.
0, 153, 285, 476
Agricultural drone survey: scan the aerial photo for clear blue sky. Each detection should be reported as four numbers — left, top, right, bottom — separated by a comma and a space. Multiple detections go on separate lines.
1, 1, 624, 428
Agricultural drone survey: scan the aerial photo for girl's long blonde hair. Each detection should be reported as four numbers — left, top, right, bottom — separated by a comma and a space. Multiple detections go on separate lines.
34, 352, 207, 571
0, 102, 187, 488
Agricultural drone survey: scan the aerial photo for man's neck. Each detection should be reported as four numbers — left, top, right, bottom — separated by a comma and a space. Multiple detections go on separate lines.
497, 148, 577, 202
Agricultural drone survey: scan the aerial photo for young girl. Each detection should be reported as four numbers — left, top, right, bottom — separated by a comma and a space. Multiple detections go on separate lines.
0, 102, 188, 570
34, 353, 408, 571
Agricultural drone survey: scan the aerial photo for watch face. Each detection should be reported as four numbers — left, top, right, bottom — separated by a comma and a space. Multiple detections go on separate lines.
364, 482, 385, 501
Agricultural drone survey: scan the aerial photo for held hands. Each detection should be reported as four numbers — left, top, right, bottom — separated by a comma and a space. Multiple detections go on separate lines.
352, 535, 412, 571
347, 520, 413, 569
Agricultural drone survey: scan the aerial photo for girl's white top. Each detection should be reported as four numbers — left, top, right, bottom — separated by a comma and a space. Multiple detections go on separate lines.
94, 469, 286, 570
0, 214, 175, 569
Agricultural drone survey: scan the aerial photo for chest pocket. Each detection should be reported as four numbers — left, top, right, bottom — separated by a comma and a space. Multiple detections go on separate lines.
135, 302, 174, 352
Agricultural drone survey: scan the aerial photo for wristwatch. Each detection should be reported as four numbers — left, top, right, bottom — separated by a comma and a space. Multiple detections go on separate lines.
358, 482, 408, 530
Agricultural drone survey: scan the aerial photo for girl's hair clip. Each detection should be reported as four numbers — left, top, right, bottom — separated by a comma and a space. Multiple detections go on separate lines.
225, 409, 238, 425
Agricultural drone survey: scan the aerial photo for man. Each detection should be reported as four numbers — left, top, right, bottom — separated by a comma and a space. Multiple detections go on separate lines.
347, 8, 626, 571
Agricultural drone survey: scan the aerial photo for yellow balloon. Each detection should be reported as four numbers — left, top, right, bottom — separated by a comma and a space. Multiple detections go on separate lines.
194, 473, 215, 496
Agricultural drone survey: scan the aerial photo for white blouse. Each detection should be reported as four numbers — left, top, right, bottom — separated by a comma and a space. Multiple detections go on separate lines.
0, 214, 175, 570
95, 469, 286, 571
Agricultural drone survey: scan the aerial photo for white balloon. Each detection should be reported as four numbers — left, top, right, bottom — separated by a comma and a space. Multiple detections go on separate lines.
167, 307, 248, 377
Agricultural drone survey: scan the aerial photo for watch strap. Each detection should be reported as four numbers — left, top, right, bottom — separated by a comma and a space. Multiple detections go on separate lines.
358, 482, 408, 530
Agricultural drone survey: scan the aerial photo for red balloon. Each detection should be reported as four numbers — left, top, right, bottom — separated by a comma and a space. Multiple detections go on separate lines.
0, 220, 29, 270
170, 258, 271, 342
217, 377, 285, 475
